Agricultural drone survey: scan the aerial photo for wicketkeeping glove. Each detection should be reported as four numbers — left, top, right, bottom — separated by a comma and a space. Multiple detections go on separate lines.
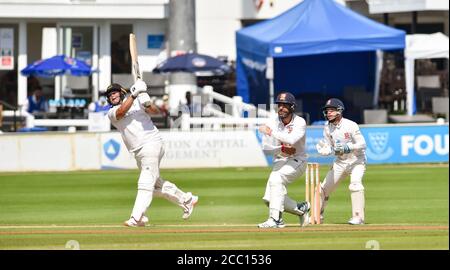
334, 142, 351, 155
316, 139, 332, 156
130, 79, 148, 98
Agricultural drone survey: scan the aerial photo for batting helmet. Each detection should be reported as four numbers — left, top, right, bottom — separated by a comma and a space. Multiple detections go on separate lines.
275, 92, 296, 112
105, 83, 127, 106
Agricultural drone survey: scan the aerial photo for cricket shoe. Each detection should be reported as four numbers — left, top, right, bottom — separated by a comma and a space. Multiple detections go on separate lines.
123, 216, 146, 227
258, 217, 286, 228
348, 217, 364, 225
182, 193, 199, 219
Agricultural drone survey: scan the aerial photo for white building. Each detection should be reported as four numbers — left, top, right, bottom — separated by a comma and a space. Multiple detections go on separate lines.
0, 0, 170, 109
0, 0, 448, 110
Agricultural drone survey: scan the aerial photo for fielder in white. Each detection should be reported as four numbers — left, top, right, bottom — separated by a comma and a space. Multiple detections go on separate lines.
105, 81, 199, 227
316, 98, 366, 225
257, 92, 310, 228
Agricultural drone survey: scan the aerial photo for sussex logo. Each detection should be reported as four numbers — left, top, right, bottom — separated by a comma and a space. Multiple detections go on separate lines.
366, 132, 394, 161
103, 139, 120, 161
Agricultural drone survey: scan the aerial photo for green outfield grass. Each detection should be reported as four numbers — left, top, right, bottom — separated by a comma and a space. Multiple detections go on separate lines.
0, 164, 448, 250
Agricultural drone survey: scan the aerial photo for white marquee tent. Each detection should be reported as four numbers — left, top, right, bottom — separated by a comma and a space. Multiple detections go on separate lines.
404, 32, 449, 116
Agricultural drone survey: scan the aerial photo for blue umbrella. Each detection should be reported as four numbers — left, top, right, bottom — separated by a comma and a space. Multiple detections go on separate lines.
21, 54, 95, 77
153, 52, 231, 76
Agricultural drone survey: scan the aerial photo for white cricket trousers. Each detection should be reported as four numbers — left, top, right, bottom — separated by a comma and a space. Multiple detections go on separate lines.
321, 160, 366, 220
262, 158, 306, 220
130, 139, 189, 221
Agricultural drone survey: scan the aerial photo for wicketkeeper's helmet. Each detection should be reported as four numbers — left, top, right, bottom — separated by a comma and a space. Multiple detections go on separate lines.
275, 92, 296, 112
105, 83, 127, 106
322, 98, 345, 118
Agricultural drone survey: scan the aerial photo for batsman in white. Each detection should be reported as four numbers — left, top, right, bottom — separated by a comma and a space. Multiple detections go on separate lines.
257, 92, 310, 228
105, 81, 199, 227
315, 98, 367, 225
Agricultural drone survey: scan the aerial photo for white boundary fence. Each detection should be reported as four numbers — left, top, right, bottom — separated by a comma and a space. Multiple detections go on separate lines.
178, 85, 274, 131
2, 85, 274, 132
2, 110, 90, 128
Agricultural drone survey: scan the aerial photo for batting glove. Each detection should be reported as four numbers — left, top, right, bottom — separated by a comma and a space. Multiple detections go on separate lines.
130, 79, 147, 98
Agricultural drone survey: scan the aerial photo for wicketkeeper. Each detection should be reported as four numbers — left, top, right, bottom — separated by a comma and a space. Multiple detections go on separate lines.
315, 98, 367, 225
257, 92, 310, 228
105, 80, 199, 227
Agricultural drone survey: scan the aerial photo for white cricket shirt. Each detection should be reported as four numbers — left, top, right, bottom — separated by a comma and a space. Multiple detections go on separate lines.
262, 114, 307, 162
108, 97, 161, 152
323, 117, 366, 163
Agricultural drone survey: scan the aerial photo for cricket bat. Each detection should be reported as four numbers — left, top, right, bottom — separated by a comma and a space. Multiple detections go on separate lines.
129, 33, 151, 106
129, 33, 141, 82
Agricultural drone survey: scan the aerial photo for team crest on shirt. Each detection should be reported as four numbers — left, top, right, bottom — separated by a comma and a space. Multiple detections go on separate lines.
344, 132, 350, 140
287, 126, 293, 133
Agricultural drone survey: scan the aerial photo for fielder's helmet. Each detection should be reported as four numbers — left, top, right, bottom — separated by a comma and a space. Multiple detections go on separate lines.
105, 83, 127, 106
275, 92, 296, 112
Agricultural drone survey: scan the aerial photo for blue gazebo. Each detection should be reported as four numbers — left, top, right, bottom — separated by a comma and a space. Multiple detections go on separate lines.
236, 0, 405, 122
